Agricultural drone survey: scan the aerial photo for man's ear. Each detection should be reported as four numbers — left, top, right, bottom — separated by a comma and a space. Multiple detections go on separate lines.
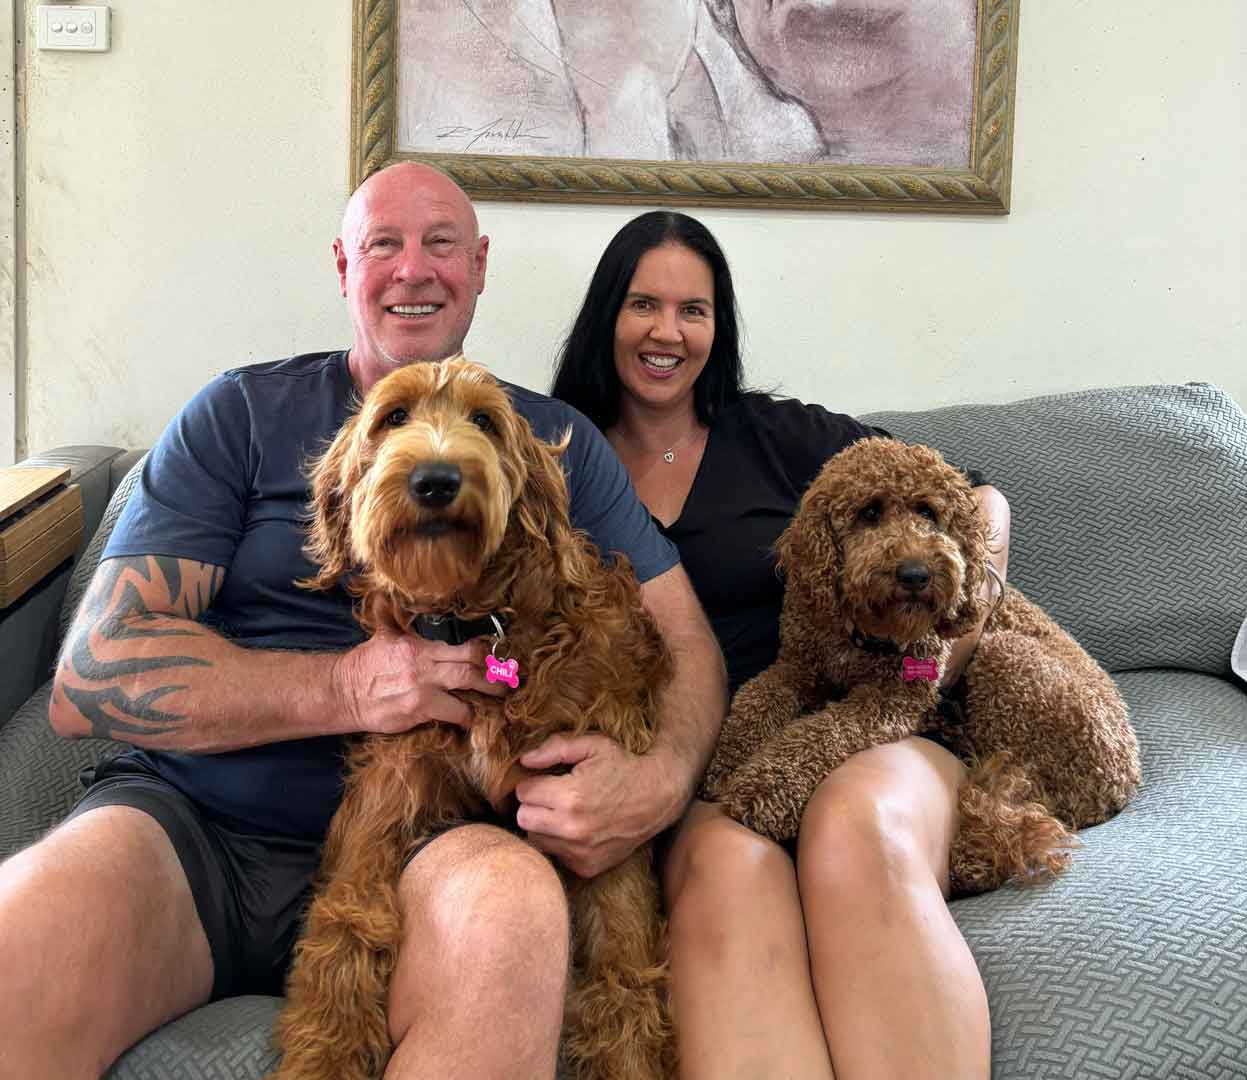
333, 237, 348, 297
474, 234, 489, 294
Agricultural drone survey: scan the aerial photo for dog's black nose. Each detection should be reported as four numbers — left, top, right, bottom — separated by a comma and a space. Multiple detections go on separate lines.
896, 560, 931, 592
409, 462, 462, 508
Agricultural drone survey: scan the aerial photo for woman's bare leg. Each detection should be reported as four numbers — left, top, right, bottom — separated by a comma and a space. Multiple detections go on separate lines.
798, 738, 990, 1080
664, 800, 835, 1079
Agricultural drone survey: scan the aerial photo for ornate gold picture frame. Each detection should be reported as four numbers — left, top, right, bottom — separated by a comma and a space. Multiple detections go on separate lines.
350, 0, 1021, 214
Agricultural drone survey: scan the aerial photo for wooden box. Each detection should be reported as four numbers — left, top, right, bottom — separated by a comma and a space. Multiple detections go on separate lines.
0, 467, 85, 608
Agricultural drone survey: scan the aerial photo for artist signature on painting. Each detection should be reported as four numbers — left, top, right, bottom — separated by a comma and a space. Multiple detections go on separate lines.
437, 117, 550, 152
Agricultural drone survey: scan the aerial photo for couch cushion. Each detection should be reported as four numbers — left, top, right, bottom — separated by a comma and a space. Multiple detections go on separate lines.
951, 670, 1247, 1078
0, 682, 122, 858
58, 452, 148, 641
105, 996, 282, 1080
863, 383, 1247, 675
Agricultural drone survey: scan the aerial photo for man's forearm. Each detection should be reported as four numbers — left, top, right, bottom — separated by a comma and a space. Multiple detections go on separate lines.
637, 565, 729, 829
650, 624, 728, 822
50, 557, 352, 752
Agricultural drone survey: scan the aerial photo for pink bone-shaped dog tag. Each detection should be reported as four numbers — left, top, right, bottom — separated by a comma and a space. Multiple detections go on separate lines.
902, 656, 940, 682
486, 654, 520, 689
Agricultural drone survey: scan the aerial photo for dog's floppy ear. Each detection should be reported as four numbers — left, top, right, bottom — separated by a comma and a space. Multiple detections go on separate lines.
937, 482, 990, 638
300, 412, 364, 591
776, 477, 845, 620
512, 423, 578, 563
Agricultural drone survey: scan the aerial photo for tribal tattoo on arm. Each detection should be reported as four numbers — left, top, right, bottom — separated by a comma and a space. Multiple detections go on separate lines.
54, 555, 226, 742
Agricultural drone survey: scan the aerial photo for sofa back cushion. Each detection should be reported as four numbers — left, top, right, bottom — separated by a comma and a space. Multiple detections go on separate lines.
862, 383, 1247, 676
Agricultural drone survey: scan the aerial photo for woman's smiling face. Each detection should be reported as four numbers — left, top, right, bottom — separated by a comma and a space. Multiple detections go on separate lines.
613, 243, 716, 413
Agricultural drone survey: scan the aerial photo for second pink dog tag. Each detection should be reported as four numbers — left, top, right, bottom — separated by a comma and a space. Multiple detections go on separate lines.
486, 654, 520, 689
902, 656, 939, 682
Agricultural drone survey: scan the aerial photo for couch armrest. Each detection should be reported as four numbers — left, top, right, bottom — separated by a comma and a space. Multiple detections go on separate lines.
0, 446, 132, 730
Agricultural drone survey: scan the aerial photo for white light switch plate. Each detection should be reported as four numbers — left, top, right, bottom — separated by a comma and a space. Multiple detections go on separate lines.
36, 5, 111, 51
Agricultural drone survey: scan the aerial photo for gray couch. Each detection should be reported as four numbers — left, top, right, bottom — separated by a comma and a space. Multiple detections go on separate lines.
2, 382, 1244, 1079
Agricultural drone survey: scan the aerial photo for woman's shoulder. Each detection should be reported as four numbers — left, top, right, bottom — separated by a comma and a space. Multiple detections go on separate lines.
723, 391, 872, 448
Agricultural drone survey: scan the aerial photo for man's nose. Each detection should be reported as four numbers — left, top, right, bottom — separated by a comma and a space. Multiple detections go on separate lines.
393, 244, 433, 283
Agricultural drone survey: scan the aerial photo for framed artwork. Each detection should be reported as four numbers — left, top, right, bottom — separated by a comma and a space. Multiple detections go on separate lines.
350, 0, 1021, 213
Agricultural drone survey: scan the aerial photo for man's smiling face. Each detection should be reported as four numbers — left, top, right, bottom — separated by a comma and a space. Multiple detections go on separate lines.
335, 163, 489, 393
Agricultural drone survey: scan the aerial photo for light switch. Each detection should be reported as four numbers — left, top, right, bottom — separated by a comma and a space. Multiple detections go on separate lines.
36, 5, 110, 51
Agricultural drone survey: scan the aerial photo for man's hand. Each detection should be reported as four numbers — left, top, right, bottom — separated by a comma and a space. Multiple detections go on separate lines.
515, 734, 685, 879
332, 631, 507, 735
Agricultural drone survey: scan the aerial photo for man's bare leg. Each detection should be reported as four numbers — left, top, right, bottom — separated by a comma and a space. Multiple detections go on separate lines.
384, 825, 570, 1080
664, 800, 835, 1079
0, 807, 214, 1080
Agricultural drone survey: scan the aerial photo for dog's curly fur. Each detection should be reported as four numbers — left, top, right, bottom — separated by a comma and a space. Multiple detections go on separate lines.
271, 358, 673, 1080
703, 437, 1141, 895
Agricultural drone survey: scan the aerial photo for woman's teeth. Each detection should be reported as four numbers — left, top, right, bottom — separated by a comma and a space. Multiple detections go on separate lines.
641, 354, 682, 371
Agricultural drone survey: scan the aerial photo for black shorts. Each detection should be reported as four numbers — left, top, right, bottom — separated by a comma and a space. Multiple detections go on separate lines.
66, 756, 321, 1000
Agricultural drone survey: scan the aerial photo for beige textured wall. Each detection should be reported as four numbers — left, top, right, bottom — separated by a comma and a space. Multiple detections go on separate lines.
2, 0, 17, 464
16, 0, 1247, 455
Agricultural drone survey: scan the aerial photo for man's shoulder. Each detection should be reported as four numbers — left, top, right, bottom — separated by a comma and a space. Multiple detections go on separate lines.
222, 350, 348, 387
499, 380, 586, 442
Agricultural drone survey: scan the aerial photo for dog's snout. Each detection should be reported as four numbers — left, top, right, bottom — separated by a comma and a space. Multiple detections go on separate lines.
409, 462, 462, 508
896, 560, 931, 592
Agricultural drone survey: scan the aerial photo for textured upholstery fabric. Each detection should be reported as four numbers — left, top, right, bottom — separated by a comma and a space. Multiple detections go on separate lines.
955, 670, 1246, 1079
0, 456, 145, 856
106, 997, 282, 1080
863, 383, 1247, 676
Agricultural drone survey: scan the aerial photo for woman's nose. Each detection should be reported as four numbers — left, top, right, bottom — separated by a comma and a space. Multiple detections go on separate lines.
648, 307, 681, 342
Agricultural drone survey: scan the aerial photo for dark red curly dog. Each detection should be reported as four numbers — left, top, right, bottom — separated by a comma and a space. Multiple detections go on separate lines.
703, 437, 1141, 895
272, 357, 672, 1080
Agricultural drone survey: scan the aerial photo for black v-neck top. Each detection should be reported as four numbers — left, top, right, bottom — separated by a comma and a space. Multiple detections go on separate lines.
657, 393, 879, 694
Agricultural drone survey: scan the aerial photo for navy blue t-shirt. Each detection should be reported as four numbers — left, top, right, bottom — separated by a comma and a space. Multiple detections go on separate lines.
102, 351, 679, 840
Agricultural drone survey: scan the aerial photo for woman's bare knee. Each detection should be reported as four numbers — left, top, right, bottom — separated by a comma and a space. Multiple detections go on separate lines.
664, 800, 793, 909
797, 739, 966, 899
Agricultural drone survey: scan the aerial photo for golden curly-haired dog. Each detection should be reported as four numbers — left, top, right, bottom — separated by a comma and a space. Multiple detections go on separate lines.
272, 357, 672, 1080
703, 437, 1141, 895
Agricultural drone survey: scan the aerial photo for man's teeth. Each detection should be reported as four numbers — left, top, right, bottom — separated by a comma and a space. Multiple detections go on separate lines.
641, 354, 681, 371
389, 304, 438, 316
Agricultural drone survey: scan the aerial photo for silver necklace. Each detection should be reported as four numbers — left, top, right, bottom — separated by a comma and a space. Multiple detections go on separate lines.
660, 425, 706, 464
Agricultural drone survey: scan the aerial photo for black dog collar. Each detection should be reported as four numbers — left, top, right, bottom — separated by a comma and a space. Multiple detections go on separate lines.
849, 626, 902, 656
413, 613, 503, 646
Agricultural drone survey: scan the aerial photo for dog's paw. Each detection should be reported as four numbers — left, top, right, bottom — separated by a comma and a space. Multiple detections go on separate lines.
700, 758, 731, 801
720, 767, 798, 843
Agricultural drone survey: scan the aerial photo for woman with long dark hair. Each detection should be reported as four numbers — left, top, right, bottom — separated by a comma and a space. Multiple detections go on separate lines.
552, 210, 1009, 1078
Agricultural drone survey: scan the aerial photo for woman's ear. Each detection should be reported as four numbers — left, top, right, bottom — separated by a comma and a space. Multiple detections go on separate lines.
300, 414, 362, 591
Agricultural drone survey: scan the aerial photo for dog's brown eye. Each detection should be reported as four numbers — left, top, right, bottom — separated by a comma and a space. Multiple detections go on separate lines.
470, 411, 495, 434
915, 503, 938, 522
384, 408, 408, 428
858, 502, 882, 525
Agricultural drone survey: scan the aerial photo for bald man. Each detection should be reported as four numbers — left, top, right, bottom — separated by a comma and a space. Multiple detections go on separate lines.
0, 163, 726, 1079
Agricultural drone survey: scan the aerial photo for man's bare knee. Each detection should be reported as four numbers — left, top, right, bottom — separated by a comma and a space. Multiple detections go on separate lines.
388, 826, 569, 1048
404, 825, 569, 946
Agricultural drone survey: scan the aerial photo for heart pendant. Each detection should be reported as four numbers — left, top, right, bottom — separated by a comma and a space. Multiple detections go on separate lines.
663, 450, 675, 463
